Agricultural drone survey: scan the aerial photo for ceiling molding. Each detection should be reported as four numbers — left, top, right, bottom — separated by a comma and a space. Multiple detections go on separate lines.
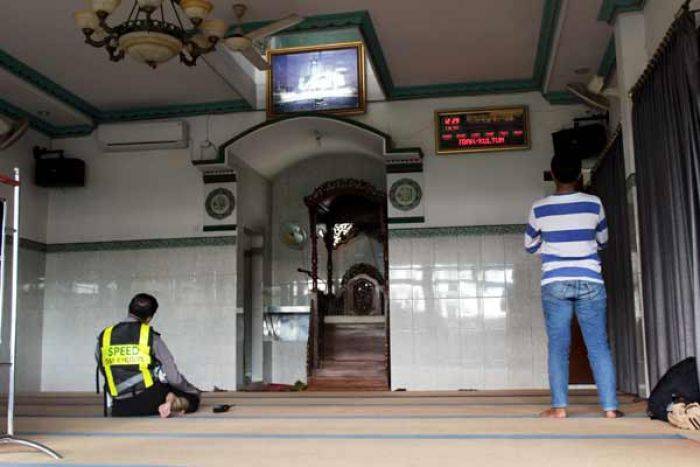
598, 36, 617, 83
100, 100, 253, 122
533, 0, 565, 87
0, 98, 93, 138
0, 48, 100, 119
391, 79, 537, 100
0, 5, 572, 137
543, 91, 578, 105
598, 0, 647, 25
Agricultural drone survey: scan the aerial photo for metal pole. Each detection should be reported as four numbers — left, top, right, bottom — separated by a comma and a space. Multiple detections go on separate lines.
0, 168, 61, 459
6, 168, 20, 436
0, 200, 7, 344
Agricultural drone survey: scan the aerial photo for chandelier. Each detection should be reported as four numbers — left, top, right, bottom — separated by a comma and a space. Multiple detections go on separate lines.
73, 0, 228, 68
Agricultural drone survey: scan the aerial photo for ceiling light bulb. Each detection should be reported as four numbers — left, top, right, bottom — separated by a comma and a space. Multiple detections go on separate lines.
201, 18, 227, 39
180, 0, 214, 22
74, 10, 100, 30
90, 0, 121, 15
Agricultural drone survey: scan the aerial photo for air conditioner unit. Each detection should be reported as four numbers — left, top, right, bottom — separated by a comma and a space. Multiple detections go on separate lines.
97, 120, 189, 152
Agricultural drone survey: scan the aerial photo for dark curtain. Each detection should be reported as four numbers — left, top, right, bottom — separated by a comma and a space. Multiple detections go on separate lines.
591, 133, 638, 394
632, 10, 700, 386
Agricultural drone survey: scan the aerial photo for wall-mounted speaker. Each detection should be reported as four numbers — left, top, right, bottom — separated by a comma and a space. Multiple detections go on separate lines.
552, 124, 607, 160
34, 147, 85, 187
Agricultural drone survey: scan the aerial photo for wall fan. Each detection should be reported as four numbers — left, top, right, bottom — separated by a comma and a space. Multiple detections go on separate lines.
566, 76, 615, 112
280, 222, 308, 250
223, 3, 303, 71
0, 116, 29, 152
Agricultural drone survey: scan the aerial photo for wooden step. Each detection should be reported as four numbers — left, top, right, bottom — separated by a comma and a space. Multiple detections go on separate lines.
307, 376, 388, 391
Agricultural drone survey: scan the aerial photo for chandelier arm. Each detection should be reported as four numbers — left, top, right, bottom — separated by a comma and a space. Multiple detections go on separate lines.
82, 30, 111, 48
179, 50, 197, 67
107, 45, 125, 62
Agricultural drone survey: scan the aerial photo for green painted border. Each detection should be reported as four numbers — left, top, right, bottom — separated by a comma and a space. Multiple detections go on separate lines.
18, 237, 48, 252
598, 36, 617, 83
388, 217, 425, 224
533, 0, 565, 87
389, 224, 527, 238
0, 3, 572, 136
598, 0, 647, 25
45, 236, 236, 253
0, 99, 93, 138
543, 91, 579, 105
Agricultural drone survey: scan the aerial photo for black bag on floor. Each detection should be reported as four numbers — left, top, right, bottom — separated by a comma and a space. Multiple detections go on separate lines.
647, 357, 700, 421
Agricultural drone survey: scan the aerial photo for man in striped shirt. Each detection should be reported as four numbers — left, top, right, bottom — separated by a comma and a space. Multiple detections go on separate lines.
525, 154, 623, 419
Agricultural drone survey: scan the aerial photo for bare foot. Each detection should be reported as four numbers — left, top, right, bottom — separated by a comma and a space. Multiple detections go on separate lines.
603, 410, 624, 419
540, 407, 567, 418
158, 393, 180, 418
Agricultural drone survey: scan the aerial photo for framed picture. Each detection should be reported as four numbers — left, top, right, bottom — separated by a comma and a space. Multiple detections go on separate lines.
267, 42, 366, 117
435, 106, 530, 155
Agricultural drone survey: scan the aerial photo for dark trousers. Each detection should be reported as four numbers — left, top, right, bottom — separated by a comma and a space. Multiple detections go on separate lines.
111, 382, 200, 417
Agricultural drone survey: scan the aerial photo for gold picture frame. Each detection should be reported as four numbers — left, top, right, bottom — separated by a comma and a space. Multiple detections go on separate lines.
266, 41, 367, 118
435, 106, 531, 155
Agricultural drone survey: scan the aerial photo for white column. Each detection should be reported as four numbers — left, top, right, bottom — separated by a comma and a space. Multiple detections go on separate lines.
614, 11, 651, 397
614, 11, 648, 175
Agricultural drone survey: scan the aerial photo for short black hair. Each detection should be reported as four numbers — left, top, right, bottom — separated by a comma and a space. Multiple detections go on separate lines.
128, 293, 158, 320
550, 153, 582, 184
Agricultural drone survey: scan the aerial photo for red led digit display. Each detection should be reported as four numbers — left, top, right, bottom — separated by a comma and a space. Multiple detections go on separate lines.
435, 106, 529, 154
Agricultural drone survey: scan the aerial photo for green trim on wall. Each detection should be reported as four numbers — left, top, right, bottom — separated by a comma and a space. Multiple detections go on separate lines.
543, 91, 579, 105
391, 79, 537, 100
533, 0, 565, 87
0, 98, 94, 138
99, 100, 253, 122
598, 0, 647, 25
0, 48, 100, 119
598, 36, 617, 82
389, 224, 527, 238
45, 236, 236, 253
17, 238, 48, 252
388, 217, 425, 224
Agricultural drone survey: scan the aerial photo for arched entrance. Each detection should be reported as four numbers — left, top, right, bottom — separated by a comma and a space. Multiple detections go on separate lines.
194, 114, 422, 390
305, 179, 390, 391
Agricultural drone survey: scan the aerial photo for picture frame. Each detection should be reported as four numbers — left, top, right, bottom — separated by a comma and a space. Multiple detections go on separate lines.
435, 106, 530, 155
266, 42, 366, 118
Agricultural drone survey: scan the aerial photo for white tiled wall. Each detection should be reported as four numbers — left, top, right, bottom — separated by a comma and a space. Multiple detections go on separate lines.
389, 232, 547, 390
0, 247, 46, 393
40, 245, 237, 391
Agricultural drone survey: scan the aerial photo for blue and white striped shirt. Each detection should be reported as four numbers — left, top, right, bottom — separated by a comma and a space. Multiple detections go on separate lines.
524, 192, 608, 285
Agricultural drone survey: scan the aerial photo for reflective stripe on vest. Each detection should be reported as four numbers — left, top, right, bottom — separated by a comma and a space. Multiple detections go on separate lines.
101, 323, 154, 396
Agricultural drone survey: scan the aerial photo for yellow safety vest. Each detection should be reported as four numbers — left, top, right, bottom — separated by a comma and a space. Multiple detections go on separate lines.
100, 323, 154, 397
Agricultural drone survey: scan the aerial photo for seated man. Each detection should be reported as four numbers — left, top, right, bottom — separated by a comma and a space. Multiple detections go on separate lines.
96, 293, 201, 417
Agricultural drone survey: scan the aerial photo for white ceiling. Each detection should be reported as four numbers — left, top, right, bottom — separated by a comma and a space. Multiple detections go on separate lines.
0, 0, 614, 124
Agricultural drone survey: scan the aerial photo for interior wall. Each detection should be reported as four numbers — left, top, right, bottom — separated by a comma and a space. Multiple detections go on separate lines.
37, 92, 583, 392
390, 230, 546, 390
0, 128, 50, 393
643, 0, 698, 57
40, 244, 237, 392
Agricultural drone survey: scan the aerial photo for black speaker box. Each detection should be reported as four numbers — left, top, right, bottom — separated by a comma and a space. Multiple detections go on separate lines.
35, 154, 85, 187
552, 124, 607, 159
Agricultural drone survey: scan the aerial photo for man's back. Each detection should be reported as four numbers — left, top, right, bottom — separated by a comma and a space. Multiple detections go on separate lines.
525, 192, 608, 285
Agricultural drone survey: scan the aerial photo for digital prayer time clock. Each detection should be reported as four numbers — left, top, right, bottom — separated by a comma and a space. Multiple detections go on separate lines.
435, 106, 530, 155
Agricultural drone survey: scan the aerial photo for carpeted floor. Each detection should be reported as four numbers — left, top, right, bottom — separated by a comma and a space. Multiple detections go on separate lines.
1, 390, 698, 466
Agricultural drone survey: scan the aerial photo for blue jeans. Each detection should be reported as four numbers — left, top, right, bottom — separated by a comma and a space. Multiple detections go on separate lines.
541, 280, 618, 411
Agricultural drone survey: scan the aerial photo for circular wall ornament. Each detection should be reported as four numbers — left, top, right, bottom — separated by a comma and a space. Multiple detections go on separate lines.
389, 178, 422, 212
205, 188, 236, 220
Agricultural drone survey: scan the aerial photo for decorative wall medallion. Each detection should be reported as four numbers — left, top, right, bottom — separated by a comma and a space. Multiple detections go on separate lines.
389, 178, 422, 212
205, 188, 236, 220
